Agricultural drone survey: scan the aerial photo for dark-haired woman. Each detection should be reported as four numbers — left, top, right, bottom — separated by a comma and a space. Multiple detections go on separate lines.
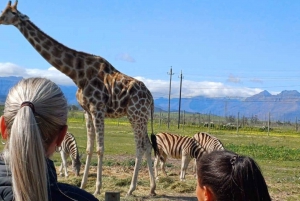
196, 150, 271, 201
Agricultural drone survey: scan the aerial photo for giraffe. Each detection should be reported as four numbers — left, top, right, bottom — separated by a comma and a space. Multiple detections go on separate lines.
0, 1, 159, 196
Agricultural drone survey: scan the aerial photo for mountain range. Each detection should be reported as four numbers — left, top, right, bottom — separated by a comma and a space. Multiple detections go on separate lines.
1, 76, 300, 121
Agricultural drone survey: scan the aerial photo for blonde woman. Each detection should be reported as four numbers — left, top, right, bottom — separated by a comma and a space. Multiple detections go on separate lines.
0, 78, 98, 201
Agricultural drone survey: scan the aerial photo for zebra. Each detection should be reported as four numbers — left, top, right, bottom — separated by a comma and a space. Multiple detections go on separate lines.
154, 132, 207, 181
59, 132, 82, 177
193, 132, 225, 152
192, 132, 225, 173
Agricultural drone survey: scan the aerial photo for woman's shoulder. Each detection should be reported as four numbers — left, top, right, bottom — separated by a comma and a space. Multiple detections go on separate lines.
0, 153, 9, 172
0, 153, 13, 201
50, 182, 99, 201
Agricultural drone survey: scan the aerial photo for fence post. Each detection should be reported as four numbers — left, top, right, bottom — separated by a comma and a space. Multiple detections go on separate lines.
208, 112, 211, 132
268, 112, 270, 136
159, 111, 162, 127
296, 117, 298, 132
237, 112, 239, 134
105, 192, 120, 201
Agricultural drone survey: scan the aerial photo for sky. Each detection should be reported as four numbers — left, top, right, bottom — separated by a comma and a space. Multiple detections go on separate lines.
0, 0, 300, 99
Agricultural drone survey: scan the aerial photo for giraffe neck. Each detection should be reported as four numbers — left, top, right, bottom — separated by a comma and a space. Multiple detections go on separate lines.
15, 20, 94, 86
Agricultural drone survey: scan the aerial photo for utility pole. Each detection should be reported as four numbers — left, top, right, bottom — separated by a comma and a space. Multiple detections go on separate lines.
167, 66, 174, 128
178, 70, 183, 129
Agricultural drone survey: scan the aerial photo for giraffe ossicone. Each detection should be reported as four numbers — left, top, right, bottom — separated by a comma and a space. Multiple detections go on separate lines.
0, 0, 159, 196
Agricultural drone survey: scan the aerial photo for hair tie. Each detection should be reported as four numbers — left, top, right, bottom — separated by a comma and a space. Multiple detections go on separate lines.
20, 101, 35, 113
230, 155, 238, 166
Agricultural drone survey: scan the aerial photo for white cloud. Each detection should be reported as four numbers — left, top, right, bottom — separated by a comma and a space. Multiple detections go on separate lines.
26, 67, 75, 86
135, 76, 263, 99
0, 62, 28, 77
0, 62, 264, 98
115, 53, 136, 63
0, 63, 75, 86
227, 74, 241, 83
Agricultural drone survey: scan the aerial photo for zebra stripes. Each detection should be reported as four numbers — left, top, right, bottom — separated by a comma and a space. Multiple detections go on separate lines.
193, 132, 225, 152
154, 132, 206, 181
59, 132, 81, 177
192, 132, 225, 174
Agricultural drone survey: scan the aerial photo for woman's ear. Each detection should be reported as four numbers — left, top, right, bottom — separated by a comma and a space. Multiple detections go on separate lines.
56, 125, 68, 146
0, 116, 8, 140
203, 186, 214, 201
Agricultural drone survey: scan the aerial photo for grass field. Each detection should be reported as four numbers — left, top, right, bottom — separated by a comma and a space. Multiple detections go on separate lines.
1, 111, 300, 200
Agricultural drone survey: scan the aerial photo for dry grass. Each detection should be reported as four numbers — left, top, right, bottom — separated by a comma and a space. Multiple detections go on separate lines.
56, 156, 199, 201
56, 154, 300, 201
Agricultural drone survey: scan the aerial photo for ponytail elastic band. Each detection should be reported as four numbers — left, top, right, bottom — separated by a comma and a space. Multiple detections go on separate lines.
20, 101, 35, 113
230, 155, 238, 166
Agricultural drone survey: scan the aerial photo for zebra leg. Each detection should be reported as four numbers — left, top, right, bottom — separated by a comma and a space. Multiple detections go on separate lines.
154, 149, 165, 179
160, 153, 168, 177
154, 154, 159, 180
60, 151, 69, 177
180, 155, 191, 181
193, 158, 197, 178
59, 162, 64, 177
63, 154, 69, 178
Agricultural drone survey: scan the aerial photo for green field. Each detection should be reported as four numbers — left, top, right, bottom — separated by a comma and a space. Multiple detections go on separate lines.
1, 110, 300, 200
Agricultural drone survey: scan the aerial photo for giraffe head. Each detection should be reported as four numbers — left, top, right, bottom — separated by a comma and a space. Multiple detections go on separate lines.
0, 0, 28, 25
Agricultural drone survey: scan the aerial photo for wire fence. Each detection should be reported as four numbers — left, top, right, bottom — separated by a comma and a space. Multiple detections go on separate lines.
153, 111, 300, 133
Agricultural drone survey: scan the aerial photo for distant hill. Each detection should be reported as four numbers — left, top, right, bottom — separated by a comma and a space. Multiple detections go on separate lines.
0, 76, 23, 103
155, 90, 300, 121
0, 76, 78, 105
1, 76, 300, 121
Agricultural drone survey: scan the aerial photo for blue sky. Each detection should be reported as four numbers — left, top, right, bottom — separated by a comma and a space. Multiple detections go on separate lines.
0, 0, 300, 99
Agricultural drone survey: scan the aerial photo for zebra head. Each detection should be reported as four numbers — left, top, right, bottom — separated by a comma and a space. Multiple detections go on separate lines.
72, 154, 82, 176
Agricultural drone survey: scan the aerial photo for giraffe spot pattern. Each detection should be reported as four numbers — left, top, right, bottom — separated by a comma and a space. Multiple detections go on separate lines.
10, 11, 156, 195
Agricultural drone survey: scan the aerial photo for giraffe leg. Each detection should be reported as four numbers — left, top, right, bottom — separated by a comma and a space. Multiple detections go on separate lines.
81, 111, 95, 190
92, 110, 105, 195
94, 124, 104, 195
127, 129, 156, 196
145, 137, 156, 196
127, 146, 143, 196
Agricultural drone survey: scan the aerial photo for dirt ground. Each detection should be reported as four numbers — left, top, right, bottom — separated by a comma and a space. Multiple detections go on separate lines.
57, 155, 297, 201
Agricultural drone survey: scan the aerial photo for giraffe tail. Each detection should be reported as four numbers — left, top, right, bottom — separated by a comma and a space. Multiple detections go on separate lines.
149, 98, 161, 159
150, 133, 159, 157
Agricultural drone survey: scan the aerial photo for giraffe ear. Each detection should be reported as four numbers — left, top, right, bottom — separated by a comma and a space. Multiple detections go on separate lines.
12, 0, 18, 9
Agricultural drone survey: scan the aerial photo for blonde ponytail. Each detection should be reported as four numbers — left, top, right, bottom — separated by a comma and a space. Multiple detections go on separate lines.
2, 78, 68, 201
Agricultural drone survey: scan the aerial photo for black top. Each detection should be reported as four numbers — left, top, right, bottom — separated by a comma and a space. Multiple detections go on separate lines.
0, 154, 99, 201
